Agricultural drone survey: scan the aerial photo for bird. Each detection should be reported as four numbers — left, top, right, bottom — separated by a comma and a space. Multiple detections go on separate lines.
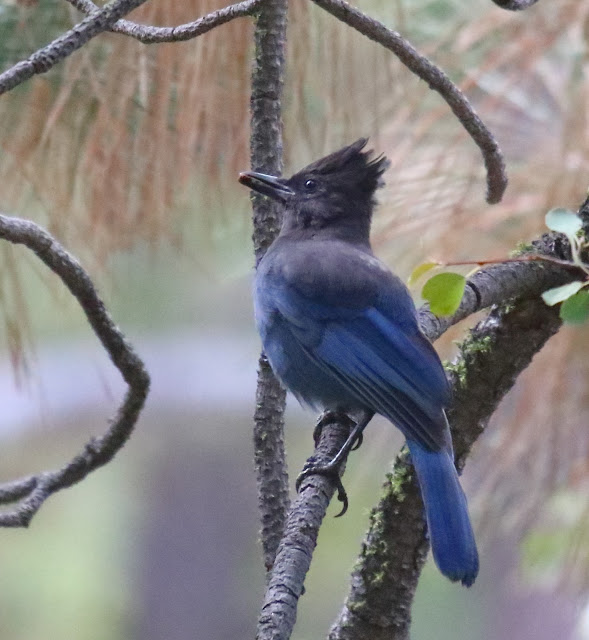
238, 138, 479, 587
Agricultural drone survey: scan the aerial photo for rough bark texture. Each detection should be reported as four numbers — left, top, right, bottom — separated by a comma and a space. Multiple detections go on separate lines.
249, 0, 290, 574
253, 355, 289, 572
257, 419, 354, 640
419, 232, 576, 341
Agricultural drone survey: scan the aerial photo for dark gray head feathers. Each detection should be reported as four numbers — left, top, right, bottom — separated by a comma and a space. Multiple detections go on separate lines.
239, 138, 391, 243
290, 138, 390, 197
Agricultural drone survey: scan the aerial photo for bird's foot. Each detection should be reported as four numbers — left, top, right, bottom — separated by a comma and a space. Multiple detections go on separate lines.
350, 432, 363, 451
313, 410, 357, 446
301, 411, 373, 516
295, 457, 349, 517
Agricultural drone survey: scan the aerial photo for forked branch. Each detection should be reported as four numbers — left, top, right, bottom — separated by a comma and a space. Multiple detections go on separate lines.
66, 0, 264, 44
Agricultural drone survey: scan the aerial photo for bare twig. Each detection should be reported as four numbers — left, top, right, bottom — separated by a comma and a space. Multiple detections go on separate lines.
310, 0, 508, 204
0, 0, 149, 96
0, 214, 150, 526
249, 0, 290, 574
66, 0, 264, 44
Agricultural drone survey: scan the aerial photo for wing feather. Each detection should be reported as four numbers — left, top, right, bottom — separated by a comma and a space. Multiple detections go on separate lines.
259, 246, 450, 450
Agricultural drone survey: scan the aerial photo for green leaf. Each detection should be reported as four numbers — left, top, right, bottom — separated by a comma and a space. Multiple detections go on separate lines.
541, 281, 584, 306
545, 208, 582, 237
422, 273, 466, 316
560, 289, 589, 324
408, 261, 439, 286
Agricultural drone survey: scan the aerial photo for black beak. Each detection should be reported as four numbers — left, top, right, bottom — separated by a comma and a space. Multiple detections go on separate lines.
239, 171, 294, 203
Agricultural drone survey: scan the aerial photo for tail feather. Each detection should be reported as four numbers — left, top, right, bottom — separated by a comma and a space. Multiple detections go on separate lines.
407, 439, 479, 587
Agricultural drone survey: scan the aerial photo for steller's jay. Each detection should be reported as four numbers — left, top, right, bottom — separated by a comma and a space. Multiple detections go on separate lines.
239, 138, 479, 586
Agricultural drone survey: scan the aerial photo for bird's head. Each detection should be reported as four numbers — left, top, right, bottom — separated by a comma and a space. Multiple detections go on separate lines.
239, 138, 390, 243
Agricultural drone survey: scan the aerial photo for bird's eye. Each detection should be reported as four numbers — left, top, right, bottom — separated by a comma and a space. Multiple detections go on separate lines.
304, 178, 318, 192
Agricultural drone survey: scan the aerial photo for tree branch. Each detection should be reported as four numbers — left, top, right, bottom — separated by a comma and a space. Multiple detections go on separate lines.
65, 0, 264, 44
0, 0, 149, 96
310, 0, 507, 204
0, 214, 150, 526
249, 0, 290, 574
491, 0, 540, 10
418, 233, 579, 342
257, 419, 354, 640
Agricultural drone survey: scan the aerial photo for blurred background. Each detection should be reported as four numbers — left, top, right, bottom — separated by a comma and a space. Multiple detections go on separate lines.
0, 0, 589, 638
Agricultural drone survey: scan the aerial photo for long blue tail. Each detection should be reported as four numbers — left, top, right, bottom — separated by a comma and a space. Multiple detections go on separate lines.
407, 439, 479, 586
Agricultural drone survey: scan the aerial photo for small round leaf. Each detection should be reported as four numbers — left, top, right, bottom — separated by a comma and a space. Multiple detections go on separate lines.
545, 208, 582, 237
422, 272, 466, 317
541, 281, 584, 306
560, 290, 589, 324
408, 261, 439, 286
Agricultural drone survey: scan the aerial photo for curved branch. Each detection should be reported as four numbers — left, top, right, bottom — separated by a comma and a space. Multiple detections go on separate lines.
0, 214, 150, 526
66, 0, 264, 44
0, 0, 149, 96
310, 0, 507, 204
491, 0, 540, 9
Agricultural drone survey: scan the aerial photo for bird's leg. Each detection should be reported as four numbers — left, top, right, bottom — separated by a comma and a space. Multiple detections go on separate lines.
296, 411, 374, 517
313, 410, 356, 445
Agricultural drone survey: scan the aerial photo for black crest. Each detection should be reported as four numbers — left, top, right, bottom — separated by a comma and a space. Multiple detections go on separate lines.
295, 138, 390, 195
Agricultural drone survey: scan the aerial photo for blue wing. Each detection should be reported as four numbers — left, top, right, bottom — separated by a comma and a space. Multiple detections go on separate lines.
256, 247, 450, 451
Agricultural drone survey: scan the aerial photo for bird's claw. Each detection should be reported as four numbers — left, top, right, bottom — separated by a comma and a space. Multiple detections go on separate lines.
296, 460, 350, 517
333, 479, 349, 517
299, 412, 372, 517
